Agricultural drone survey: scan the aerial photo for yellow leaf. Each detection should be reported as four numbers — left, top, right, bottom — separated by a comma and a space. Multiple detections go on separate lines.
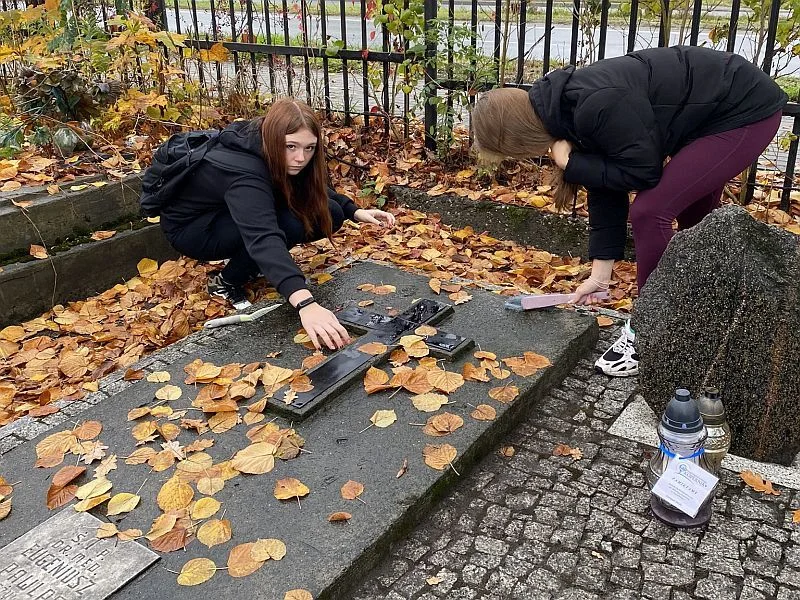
227, 542, 264, 577
422, 412, 464, 436
357, 299, 374, 307
74, 493, 110, 512
199, 42, 229, 62
363, 366, 391, 394
500, 445, 515, 457
274, 477, 310, 501
118, 528, 142, 541
157, 477, 194, 511
137, 258, 158, 276
328, 511, 352, 522
340, 480, 364, 501
0, 325, 26, 342
197, 476, 225, 496
231, 442, 276, 475
293, 331, 312, 344
429, 278, 441, 294
191, 497, 221, 520
145, 513, 178, 541
415, 325, 437, 336
125, 447, 156, 464
155, 384, 182, 401
75, 477, 112, 500
107, 493, 141, 516
474, 350, 496, 360
411, 392, 449, 412
284, 590, 313, 600
96, 522, 118, 538
422, 444, 458, 471
1, 180, 22, 192
197, 518, 232, 547
251, 538, 286, 561
70, 184, 89, 191
373, 284, 396, 295
177, 557, 217, 586
370, 409, 397, 428
146, 371, 171, 383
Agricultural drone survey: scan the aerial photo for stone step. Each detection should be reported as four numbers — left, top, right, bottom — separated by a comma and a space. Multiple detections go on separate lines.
0, 261, 597, 600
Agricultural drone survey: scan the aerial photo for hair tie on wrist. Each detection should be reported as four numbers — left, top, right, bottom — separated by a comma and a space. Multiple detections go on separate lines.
587, 276, 610, 290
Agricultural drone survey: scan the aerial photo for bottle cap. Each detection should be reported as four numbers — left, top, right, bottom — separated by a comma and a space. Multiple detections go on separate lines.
661, 388, 704, 433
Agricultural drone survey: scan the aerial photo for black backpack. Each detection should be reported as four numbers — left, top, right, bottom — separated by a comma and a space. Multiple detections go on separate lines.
139, 130, 220, 217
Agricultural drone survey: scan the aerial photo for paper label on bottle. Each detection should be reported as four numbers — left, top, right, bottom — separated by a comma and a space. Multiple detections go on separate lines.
651, 459, 719, 517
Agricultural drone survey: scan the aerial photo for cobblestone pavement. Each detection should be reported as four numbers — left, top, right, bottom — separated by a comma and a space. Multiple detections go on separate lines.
352, 325, 800, 600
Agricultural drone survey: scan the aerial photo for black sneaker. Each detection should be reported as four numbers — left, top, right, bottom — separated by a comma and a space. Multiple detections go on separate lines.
208, 273, 252, 310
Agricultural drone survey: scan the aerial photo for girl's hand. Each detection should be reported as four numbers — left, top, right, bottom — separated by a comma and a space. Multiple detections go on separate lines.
549, 139, 573, 170
354, 208, 396, 227
571, 278, 608, 306
298, 303, 351, 350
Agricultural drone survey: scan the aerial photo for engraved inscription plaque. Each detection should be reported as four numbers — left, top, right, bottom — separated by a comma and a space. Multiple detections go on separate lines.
0, 509, 159, 600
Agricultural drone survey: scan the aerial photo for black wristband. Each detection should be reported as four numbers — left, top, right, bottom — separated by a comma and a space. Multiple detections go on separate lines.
295, 296, 316, 311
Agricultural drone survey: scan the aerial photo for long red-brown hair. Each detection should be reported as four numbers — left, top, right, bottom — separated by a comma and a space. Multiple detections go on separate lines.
260, 99, 331, 238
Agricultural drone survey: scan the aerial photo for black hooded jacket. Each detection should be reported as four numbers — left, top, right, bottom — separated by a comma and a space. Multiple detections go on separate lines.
159, 119, 359, 299
528, 46, 787, 260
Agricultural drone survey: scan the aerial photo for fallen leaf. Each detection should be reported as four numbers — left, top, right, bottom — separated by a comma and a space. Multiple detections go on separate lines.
740, 470, 781, 496
52, 465, 86, 487
448, 291, 472, 305
197, 518, 232, 547
177, 557, 216, 586
228, 543, 265, 577
341, 480, 364, 501
74, 420, 102, 440
422, 444, 458, 471
411, 392, 449, 412
372, 284, 396, 295
107, 493, 141, 516
500, 446, 515, 457
74, 493, 111, 512
137, 258, 158, 276
429, 278, 441, 294
118, 528, 142, 542
489, 385, 519, 403
284, 590, 313, 600
358, 341, 388, 355
415, 325, 437, 336
363, 366, 391, 394
90, 230, 117, 241
470, 404, 497, 421
328, 511, 352, 522
427, 370, 464, 393
157, 477, 194, 511
29, 244, 49, 259
231, 443, 276, 475
302, 352, 326, 370
96, 522, 118, 538
422, 412, 464, 436
75, 477, 112, 500
0, 499, 11, 520
596, 316, 615, 327
427, 576, 442, 585
357, 299, 374, 307
124, 369, 146, 381
155, 384, 182, 401
370, 409, 397, 428
251, 538, 286, 561
149, 526, 188, 552
396, 457, 408, 478
462, 363, 490, 382
274, 478, 310, 501
146, 371, 171, 383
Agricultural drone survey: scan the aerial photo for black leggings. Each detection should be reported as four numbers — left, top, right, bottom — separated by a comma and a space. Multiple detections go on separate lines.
164, 198, 345, 286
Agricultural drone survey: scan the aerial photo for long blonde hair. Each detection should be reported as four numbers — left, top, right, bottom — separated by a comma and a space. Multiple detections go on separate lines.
471, 87, 578, 211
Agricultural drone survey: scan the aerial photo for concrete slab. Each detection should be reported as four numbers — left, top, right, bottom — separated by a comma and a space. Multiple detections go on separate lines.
0, 261, 597, 600
609, 395, 800, 490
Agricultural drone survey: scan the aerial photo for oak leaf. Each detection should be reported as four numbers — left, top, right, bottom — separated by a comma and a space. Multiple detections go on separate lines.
227, 543, 265, 577
422, 444, 458, 471
341, 480, 364, 501
740, 471, 781, 496
197, 518, 232, 547
177, 558, 216, 586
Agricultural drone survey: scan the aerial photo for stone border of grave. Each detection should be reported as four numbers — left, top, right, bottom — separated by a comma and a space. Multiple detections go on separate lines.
389, 185, 637, 262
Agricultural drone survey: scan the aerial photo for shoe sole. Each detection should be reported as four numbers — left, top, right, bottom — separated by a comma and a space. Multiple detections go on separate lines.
594, 365, 639, 377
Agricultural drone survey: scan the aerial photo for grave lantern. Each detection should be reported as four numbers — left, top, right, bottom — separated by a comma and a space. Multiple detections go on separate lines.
647, 388, 718, 527
697, 387, 731, 475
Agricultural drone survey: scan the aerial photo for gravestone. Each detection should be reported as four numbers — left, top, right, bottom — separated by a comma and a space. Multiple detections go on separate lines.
272, 298, 474, 418
632, 206, 800, 465
0, 510, 158, 599
0, 261, 597, 599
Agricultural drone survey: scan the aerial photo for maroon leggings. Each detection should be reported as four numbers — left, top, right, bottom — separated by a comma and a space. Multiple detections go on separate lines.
630, 110, 783, 292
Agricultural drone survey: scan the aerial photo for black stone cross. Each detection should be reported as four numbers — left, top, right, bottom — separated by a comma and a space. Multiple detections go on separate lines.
267, 299, 474, 419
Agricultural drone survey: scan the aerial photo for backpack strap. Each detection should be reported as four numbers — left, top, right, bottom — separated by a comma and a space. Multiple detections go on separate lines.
204, 145, 268, 176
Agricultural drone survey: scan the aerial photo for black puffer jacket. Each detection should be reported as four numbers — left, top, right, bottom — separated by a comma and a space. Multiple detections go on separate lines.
529, 46, 787, 259
160, 120, 358, 299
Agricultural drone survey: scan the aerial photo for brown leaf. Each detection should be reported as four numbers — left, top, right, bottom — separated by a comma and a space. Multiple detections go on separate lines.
363, 366, 391, 394
90, 230, 117, 241
411, 392, 449, 412
30, 244, 49, 259
422, 412, 464, 436
553, 444, 583, 460
740, 470, 781, 496
0, 498, 11, 520
422, 444, 458, 471
357, 299, 374, 307
328, 511, 352, 522
473, 350, 496, 360
488, 385, 519, 403
74, 420, 102, 440
448, 291, 472, 305
197, 518, 232, 547
302, 352, 326, 370
396, 457, 408, 478
284, 590, 313, 600
372, 284, 396, 295
52, 465, 86, 487
596, 316, 615, 327
124, 368, 146, 381
462, 363, 490, 382
231, 443, 276, 475
227, 543, 265, 577
358, 341, 388, 355
389, 348, 410, 365
341, 480, 364, 501
46, 483, 78, 510
149, 527, 188, 553
274, 477, 310, 502
500, 445, 516, 457
427, 370, 464, 394
470, 404, 497, 421
429, 278, 441, 294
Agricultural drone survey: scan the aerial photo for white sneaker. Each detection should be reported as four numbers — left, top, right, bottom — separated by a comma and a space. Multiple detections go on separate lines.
595, 321, 639, 377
